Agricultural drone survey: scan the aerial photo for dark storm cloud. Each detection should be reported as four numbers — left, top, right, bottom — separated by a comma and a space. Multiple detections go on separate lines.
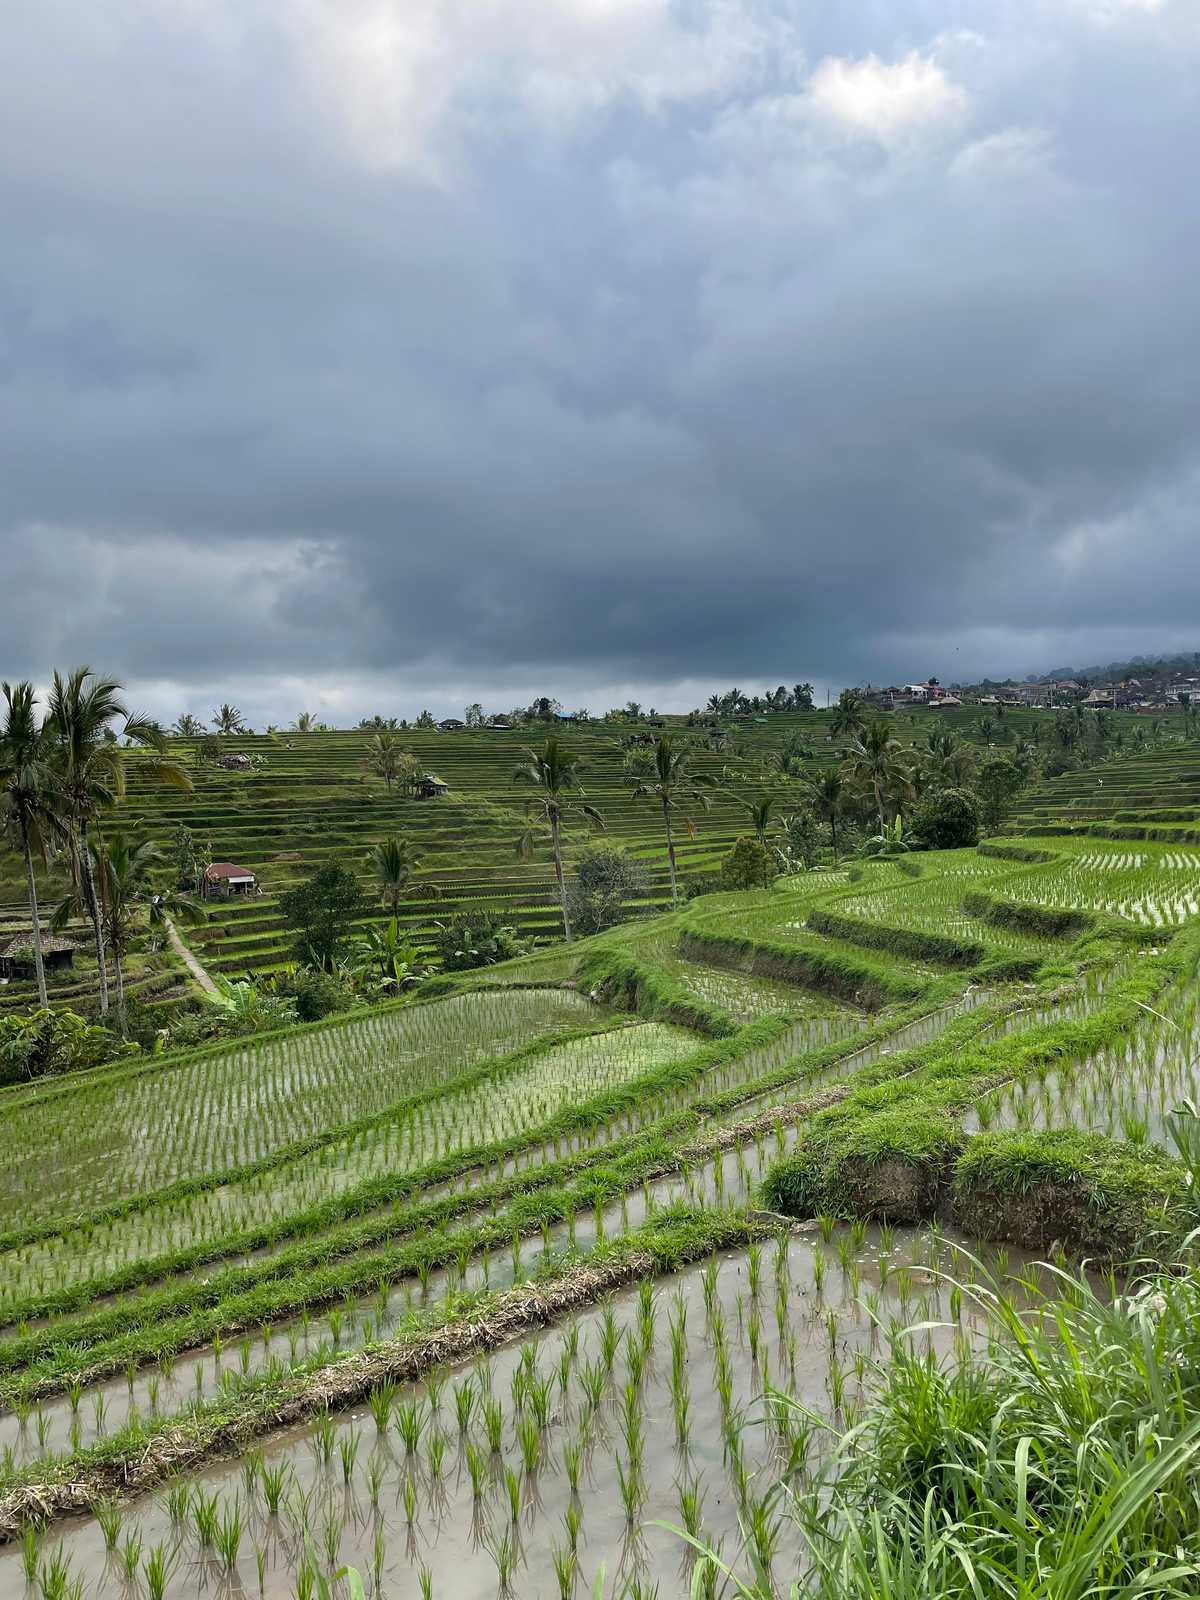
3, 0, 1198, 722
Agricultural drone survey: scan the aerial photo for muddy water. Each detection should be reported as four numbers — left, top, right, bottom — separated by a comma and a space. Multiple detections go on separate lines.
0, 1221, 1048, 1600
964, 990, 1200, 1146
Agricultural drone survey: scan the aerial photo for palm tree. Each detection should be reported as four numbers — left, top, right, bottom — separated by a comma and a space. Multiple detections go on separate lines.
842, 719, 912, 834
47, 667, 192, 1015
629, 735, 715, 906
830, 689, 866, 741
363, 732, 420, 793
0, 682, 58, 1007
921, 729, 977, 789
738, 793, 775, 843
212, 703, 247, 736
293, 711, 316, 733
806, 767, 845, 859
513, 738, 604, 942
172, 713, 205, 737
365, 835, 438, 912
90, 832, 161, 1038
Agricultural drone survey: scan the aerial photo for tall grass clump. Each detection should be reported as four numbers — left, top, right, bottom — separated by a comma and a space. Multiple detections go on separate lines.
672, 1241, 1200, 1598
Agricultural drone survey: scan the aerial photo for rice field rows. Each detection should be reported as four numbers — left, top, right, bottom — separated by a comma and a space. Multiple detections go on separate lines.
3, 826, 1199, 1593
0, 1218, 1063, 1600
0, 990, 596, 1229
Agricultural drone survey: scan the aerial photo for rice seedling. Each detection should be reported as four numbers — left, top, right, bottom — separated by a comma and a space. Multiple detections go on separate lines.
338, 1430, 361, 1484
215, 1498, 245, 1569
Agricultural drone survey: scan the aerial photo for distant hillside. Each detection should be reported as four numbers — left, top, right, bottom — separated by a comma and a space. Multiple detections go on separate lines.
1029, 651, 1200, 686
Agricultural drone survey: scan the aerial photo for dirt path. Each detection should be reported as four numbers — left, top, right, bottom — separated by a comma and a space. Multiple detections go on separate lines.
162, 914, 218, 996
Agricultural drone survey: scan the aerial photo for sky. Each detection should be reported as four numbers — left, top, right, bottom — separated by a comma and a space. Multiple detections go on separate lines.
3, 0, 1199, 728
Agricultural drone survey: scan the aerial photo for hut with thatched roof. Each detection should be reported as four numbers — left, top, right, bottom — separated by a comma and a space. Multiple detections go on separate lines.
0, 931, 79, 983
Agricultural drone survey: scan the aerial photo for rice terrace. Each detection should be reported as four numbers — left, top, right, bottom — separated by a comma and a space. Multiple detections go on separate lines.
6, 0, 1200, 1592
4, 671, 1200, 1599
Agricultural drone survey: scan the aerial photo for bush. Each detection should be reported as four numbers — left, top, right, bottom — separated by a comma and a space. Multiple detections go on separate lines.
432, 912, 527, 972
564, 844, 648, 936
278, 966, 354, 1022
909, 788, 979, 850
682, 874, 723, 901
719, 835, 778, 891
0, 1009, 138, 1086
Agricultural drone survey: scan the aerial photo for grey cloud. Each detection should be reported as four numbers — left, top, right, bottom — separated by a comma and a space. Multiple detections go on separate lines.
2, 0, 1199, 719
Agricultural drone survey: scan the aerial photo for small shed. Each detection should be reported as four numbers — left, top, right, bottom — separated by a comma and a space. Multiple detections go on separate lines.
219, 753, 253, 770
0, 932, 78, 983
438, 718, 466, 732
487, 717, 514, 731
414, 773, 450, 799
203, 862, 258, 899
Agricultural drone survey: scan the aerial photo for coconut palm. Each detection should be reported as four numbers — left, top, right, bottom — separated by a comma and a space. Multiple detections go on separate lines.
293, 711, 316, 733
363, 732, 420, 793
738, 793, 776, 844
806, 767, 845, 860
830, 689, 866, 741
172, 713, 205, 737
212, 703, 247, 736
629, 735, 715, 906
365, 835, 438, 912
47, 667, 193, 1015
513, 738, 604, 942
842, 719, 912, 834
921, 729, 977, 789
0, 682, 59, 1007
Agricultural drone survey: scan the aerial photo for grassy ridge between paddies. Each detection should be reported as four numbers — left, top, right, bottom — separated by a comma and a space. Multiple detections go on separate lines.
0, 993, 1011, 1381
675, 924, 930, 1009
961, 888, 1151, 943
976, 840, 1061, 864
0, 1204, 775, 1538
806, 906, 988, 968
762, 923, 1200, 1259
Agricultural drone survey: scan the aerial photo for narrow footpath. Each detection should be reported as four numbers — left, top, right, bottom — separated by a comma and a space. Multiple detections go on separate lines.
162, 914, 218, 996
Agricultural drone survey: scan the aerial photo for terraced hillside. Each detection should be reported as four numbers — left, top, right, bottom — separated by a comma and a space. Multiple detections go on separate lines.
0, 705, 1145, 1015
1009, 738, 1200, 835
2, 830, 1198, 1598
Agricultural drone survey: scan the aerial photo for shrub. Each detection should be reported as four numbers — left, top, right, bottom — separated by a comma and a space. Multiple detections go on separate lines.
278, 859, 367, 972
279, 967, 354, 1022
432, 912, 527, 972
909, 788, 979, 849
0, 1009, 138, 1086
777, 808, 824, 870
719, 835, 778, 891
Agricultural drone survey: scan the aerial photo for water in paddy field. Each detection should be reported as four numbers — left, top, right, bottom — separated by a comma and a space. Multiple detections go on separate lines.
0, 989, 598, 1232
0, 1019, 701, 1312
0, 1112, 850, 1465
0, 971, 1090, 1474
0, 1223, 1050, 1600
964, 974, 1200, 1147
0, 991, 1008, 1466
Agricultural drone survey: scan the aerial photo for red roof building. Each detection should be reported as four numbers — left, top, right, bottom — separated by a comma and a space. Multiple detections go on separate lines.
203, 862, 258, 898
